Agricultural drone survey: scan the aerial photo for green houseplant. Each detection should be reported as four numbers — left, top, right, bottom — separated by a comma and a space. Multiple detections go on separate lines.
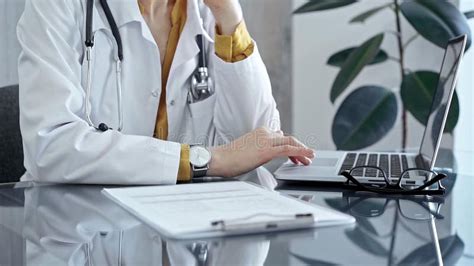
294, 0, 474, 150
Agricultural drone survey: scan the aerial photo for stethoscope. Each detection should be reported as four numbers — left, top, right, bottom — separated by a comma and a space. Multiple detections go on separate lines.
84, 0, 214, 132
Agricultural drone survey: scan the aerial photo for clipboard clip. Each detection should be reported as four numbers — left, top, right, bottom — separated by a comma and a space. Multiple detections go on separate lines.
211, 213, 315, 233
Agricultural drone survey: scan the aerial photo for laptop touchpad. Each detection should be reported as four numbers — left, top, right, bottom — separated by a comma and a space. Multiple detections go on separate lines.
312, 158, 339, 167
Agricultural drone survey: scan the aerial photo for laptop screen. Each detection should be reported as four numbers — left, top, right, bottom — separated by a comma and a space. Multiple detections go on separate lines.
419, 36, 466, 169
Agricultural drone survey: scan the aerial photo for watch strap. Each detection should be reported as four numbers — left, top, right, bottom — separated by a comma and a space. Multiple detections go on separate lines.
192, 165, 208, 178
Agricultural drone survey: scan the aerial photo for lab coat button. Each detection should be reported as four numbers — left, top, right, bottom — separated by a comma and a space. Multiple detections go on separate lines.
151, 91, 159, 97
170, 100, 175, 106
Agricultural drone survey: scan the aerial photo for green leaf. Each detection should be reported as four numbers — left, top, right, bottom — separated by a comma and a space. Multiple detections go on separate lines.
401, 71, 438, 125
330, 34, 384, 103
400, 0, 472, 50
349, 3, 392, 23
294, 0, 358, 14
327, 48, 388, 67
464, 10, 474, 19
332, 86, 398, 150
400, 71, 459, 132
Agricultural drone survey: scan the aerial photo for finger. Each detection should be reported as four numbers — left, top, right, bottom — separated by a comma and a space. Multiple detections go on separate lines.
293, 156, 312, 166
270, 130, 284, 138
292, 156, 311, 166
273, 136, 315, 159
272, 136, 308, 149
272, 145, 314, 158
289, 156, 299, 165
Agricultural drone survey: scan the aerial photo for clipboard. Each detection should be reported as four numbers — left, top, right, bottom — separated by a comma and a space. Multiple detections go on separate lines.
103, 181, 355, 239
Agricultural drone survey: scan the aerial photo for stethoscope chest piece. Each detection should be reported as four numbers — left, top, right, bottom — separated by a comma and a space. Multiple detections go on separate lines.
189, 67, 214, 103
188, 34, 215, 104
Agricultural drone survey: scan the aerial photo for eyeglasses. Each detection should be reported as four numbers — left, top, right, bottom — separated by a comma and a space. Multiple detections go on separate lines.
341, 166, 446, 195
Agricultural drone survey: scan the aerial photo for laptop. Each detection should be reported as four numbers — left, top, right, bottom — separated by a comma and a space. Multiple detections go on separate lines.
275, 35, 467, 186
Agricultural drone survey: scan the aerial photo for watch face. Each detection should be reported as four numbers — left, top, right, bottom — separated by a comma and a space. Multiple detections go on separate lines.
190, 146, 211, 167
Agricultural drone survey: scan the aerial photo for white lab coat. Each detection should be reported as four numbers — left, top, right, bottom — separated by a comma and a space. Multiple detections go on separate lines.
17, 0, 280, 184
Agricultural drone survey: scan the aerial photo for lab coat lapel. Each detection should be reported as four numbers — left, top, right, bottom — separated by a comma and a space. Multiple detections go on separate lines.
100, 0, 211, 71
169, 0, 213, 77
104, 0, 142, 27
104, 0, 156, 46
167, 0, 214, 140
90, 1, 107, 31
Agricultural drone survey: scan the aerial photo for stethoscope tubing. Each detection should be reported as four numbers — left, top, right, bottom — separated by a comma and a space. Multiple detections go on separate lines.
84, 0, 124, 132
85, 46, 95, 128
115, 60, 124, 131
83, 0, 212, 132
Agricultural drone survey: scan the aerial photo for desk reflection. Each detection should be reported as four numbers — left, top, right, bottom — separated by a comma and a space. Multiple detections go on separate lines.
22, 184, 273, 266
280, 187, 464, 265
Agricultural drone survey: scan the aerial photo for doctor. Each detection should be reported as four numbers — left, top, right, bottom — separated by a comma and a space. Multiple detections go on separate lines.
17, 0, 314, 184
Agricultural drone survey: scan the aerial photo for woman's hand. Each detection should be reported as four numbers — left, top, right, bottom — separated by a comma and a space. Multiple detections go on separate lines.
207, 127, 315, 178
203, 0, 243, 35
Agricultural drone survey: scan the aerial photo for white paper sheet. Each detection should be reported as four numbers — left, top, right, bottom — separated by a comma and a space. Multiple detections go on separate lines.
103, 181, 354, 239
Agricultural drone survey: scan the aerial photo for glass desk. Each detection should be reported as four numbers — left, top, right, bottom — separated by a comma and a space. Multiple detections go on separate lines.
1, 150, 473, 265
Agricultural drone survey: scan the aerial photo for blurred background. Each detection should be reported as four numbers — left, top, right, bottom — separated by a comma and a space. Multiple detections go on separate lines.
291, 0, 474, 155
1, 0, 473, 154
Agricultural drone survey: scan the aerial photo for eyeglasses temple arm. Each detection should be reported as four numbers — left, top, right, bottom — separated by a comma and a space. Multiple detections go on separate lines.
413, 174, 447, 192
341, 171, 382, 193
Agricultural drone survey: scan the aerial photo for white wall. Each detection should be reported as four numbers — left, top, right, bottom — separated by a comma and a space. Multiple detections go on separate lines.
292, 0, 466, 151
0, 0, 24, 88
240, 0, 293, 132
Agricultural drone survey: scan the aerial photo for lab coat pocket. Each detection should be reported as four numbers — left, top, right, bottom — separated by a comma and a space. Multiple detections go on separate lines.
188, 94, 217, 144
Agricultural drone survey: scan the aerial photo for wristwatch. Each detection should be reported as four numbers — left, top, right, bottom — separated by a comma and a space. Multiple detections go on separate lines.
189, 145, 212, 178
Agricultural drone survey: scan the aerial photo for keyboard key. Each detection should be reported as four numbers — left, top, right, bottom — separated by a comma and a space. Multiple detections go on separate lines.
351, 154, 367, 177
379, 155, 389, 178
342, 154, 356, 166
401, 155, 411, 178
346, 153, 356, 161
355, 154, 367, 167
363, 154, 379, 177
365, 167, 378, 177
402, 155, 409, 170
339, 153, 357, 174
367, 154, 377, 166
352, 169, 364, 177
390, 155, 401, 178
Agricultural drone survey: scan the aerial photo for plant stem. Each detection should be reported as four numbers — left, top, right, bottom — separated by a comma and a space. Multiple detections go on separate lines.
394, 0, 407, 150
403, 34, 419, 49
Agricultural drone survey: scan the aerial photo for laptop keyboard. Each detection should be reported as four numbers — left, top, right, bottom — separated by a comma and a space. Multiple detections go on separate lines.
339, 153, 409, 179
